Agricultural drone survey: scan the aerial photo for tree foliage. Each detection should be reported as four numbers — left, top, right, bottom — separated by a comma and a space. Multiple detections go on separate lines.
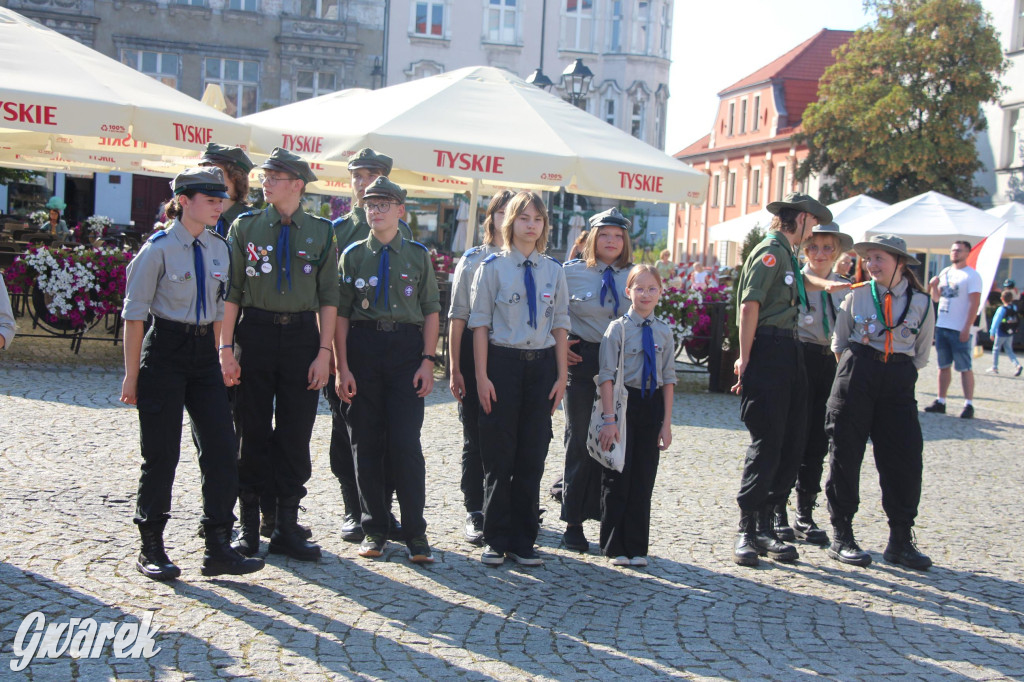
797, 0, 1006, 205
0, 167, 42, 186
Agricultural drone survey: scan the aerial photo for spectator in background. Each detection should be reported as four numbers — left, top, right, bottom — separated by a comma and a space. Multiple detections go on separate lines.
0, 273, 14, 350
834, 252, 855, 280
567, 230, 589, 261
988, 289, 1022, 376
655, 249, 674, 282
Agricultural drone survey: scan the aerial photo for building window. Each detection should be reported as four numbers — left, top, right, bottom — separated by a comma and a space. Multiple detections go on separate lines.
739, 99, 747, 134
631, 100, 645, 139
750, 167, 761, 205
301, 0, 340, 19
776, 165, 787, 201
752, 94, 760, 130
173, 0, 205, 5
659, 0, 671, 57
486, 0, 517, 43
205, 58, 259, 117
633, 0, 652, 54
711, 175, 720, 208
655, 98, 666, 149
412, 1, 445, 36
229, 0, 258, 8
726, 171, 736, 206
296, 71, 336, 101
563, 0, 594, 51
727, 101, 735, 136
121, 50, 179, 89
1016, 0, 1024, 51
604, 97, 617, 126
691, 240, 698, 260
1005, 107, 1023, 169
609, 0, 623, 52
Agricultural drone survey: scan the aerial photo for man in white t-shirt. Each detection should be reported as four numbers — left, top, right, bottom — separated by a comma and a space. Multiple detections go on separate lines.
924, 241, 982, 419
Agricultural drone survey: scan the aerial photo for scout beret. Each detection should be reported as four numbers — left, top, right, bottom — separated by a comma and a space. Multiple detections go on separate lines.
808, 222, 853, 253
589, 207, 631, 230
347, 148, 393, 175
362, 176, 407, 204
853, 234, 920, 266
766, 192, 833, 225
200, 142, 254, 173
260, 147, 317, 184
170, 167, 230, 199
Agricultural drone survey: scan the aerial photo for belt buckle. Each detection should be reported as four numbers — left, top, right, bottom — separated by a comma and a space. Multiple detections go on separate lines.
379, 320, 396, 332
197, 325, 208, 336
276, 313, 292, 325
522, 350, 537, 361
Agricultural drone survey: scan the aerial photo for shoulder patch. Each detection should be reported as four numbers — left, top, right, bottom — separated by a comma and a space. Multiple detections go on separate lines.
148, 229, 168, 243
761, 253, 777, 268
464, 245, 483, 257
563, 258, 584, 267
341, 241, 363, 256
482, 253, 501, 265
237, 209, 263, 219
312, 215, 332, 226
409, 240, 429, 252
543, 255, 561, 265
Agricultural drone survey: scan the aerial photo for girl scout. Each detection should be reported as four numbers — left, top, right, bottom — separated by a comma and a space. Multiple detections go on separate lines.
121, 167, 264, 581
560, 208, 632, 553
826, 234, 935, 570
469, 190, 570, 567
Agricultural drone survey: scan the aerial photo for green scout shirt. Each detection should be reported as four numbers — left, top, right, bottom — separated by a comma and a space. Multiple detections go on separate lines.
226, 205, 340, 312
338, 232, 441, 324
333, 207, 413, 252
220, 201, 249, 229
738, 230, 800, 330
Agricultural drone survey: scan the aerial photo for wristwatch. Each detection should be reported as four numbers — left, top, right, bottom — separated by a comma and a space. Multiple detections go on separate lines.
421, 353, 439, 364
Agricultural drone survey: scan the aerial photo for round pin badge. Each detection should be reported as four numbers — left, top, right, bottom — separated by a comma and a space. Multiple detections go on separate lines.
803, 314, 814, 325
586, 291, 593, 299
263, 256, 269, 262
902, 327, 912, 338
868, 323, 877, 333
261, 262, 273, 274
245, 266, 256, 277
369, 276, 379, 287
355, 278, 365, 289
361, 299, 370, 309
861, 335, 870, 344
785, 274, 794, 285
303, 263, 313, 275
266, 245, 273, 252
170, 274, 178, 281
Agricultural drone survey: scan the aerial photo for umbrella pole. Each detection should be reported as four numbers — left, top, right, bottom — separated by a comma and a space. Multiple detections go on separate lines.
464, 178, 480, 253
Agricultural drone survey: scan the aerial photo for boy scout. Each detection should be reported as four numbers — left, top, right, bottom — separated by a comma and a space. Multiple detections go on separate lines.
328, 147, 409, 542
220, 147, 339, 562
199, 142, 254, 237
731, 192, 835, 567
334, 176, 441, 564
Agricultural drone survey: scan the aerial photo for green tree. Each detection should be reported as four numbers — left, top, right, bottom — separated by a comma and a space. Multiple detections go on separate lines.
797, 0, 1006, 205
0, 167, 42, 185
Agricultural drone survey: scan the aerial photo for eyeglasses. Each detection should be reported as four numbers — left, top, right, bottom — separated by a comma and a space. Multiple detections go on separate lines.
631, 286, 661, 296
365, 202, 394, 214
258, 173, 296, 185
805, 243, 836, 255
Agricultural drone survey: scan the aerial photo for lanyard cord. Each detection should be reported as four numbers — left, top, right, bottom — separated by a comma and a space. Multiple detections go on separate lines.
869, 279, 913, 361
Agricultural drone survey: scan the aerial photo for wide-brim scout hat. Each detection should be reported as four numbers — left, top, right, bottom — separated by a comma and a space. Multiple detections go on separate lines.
347, 148, 393, 176
766, 192, 833, 225
589, 207, 631, 230
200, 142, 254, 174
853, 234, 920, 266
362, 176, 407, 204
808, 222, 853, 253
171, 167, 230, 199
260, 147, 317, 184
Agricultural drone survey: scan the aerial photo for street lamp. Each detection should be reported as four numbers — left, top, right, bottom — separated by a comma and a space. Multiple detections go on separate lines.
371, 57, 383, 90
527, 0, 553, 91
561, 58, 594, 108
526, 68, 553, 91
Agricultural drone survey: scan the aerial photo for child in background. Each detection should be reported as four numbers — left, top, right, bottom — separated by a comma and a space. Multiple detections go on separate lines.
597, 264, 675, 567
988, 289, 1022, 376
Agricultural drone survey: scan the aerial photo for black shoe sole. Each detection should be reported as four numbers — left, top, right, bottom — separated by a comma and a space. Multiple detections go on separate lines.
882, 551, 932, 570
733, 552, 759, 566
563, 541, 590, 552
201, 559, 265, 576
341, 530, 366, 543
135, 562, 180, 581
827, 548, 872, 567
757, 548, 798, 563
267, 543, 321, 561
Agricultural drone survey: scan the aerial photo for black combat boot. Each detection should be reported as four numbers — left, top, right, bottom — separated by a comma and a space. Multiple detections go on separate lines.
259, 499, 313, 539
883, 524, 932, 570
231, 490, 261, 557
755, 506, 798, 562
136, 521, 181, 581
772, 501, 796, 541
201, 525, 266, 576
733, 511, 759, 566
828, 517, 872, 567
269, 497, 322, 561
340, 479, 365, 542
793, 492, 829, 545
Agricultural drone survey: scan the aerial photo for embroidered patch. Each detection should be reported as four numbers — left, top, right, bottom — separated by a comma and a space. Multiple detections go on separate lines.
761, 254, 776, 268
303, 263, 313, 275
404, 285, 414, 297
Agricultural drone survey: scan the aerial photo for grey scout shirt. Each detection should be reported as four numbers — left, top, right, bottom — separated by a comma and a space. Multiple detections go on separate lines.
338, 232, 441, 323
448, 244, 502, 322
597, 308, 677, 389
123, 219, 230, 324
832, 277, 935, 370
469, 248, 570, 349
563, 259, 631, 343
796, 268, 847, 346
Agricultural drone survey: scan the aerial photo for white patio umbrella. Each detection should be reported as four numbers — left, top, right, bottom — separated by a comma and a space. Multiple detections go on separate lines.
241, 66, 708, 249
0, 8, 249, 158
987, 202, 1024, 257
707, 194, 888, 244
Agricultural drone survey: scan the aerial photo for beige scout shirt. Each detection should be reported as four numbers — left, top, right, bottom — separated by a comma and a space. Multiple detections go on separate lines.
832, 278, 935, 370
796, 268, 847, 346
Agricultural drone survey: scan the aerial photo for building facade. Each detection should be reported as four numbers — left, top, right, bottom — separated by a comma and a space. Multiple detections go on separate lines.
670, 29, 852, 267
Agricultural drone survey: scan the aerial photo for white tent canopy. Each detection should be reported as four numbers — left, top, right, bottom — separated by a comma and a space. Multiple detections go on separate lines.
708, 194, 889, 244
987, 202, 1024, 257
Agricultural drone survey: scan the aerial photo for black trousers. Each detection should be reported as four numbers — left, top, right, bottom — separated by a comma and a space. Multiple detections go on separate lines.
737, 333, 807, 512
235, 311, 319, 500
478, 344, 556, 555
323, 378, 356, 495
134, 325, 237, 527
457, 329, 485, 513
825, 345, 923, 527
561, 337, 602, 524
793, 342, 838, 498
348, 326, 426, 540
600, 386, 663, 558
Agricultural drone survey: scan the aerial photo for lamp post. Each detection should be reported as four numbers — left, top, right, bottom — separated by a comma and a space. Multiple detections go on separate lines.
561, 58, 594, 108
371, 57, 383, 90
527, 0, 553, 91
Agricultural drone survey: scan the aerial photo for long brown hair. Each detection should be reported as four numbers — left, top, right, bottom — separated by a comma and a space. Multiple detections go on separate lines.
501, 191, 550, 253
483, 190, 514, 246
584, 224, 632, 269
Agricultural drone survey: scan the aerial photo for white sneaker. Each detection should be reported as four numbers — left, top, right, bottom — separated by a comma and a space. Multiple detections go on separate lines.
610, 555, 630, 566
986, 367, 998, 374
630, 556, 648, 567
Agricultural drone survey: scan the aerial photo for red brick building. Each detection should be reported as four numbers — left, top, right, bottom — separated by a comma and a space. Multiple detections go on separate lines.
672, 29, 853, 267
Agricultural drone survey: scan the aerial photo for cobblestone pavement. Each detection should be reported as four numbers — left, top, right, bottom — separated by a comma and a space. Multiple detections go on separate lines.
1, 333, 1023, 680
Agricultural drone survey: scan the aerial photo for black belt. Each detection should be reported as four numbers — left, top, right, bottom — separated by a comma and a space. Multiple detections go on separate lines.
755, 326, 797, 339
568, 334, 601, 351
801, 341, 834, 356
489, 344, 555, 362
350, 319, 422, 333
151, 316, 212, 336
241, 308, 315, 326
850, 343, 914, 364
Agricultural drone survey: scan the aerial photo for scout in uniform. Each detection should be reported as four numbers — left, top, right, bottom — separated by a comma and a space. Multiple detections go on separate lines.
826, 235, 935, 570
328, 147, 410, 543
199, 142, 254, 238
121, 167, 264, 580
448, 190, 513, 545
774, 222, 854, 546
219, 147, 339, 562
560, 208, 633, 553
334, 176, 441, 564
469, 190, 570, 567
731, 193, 837, 567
